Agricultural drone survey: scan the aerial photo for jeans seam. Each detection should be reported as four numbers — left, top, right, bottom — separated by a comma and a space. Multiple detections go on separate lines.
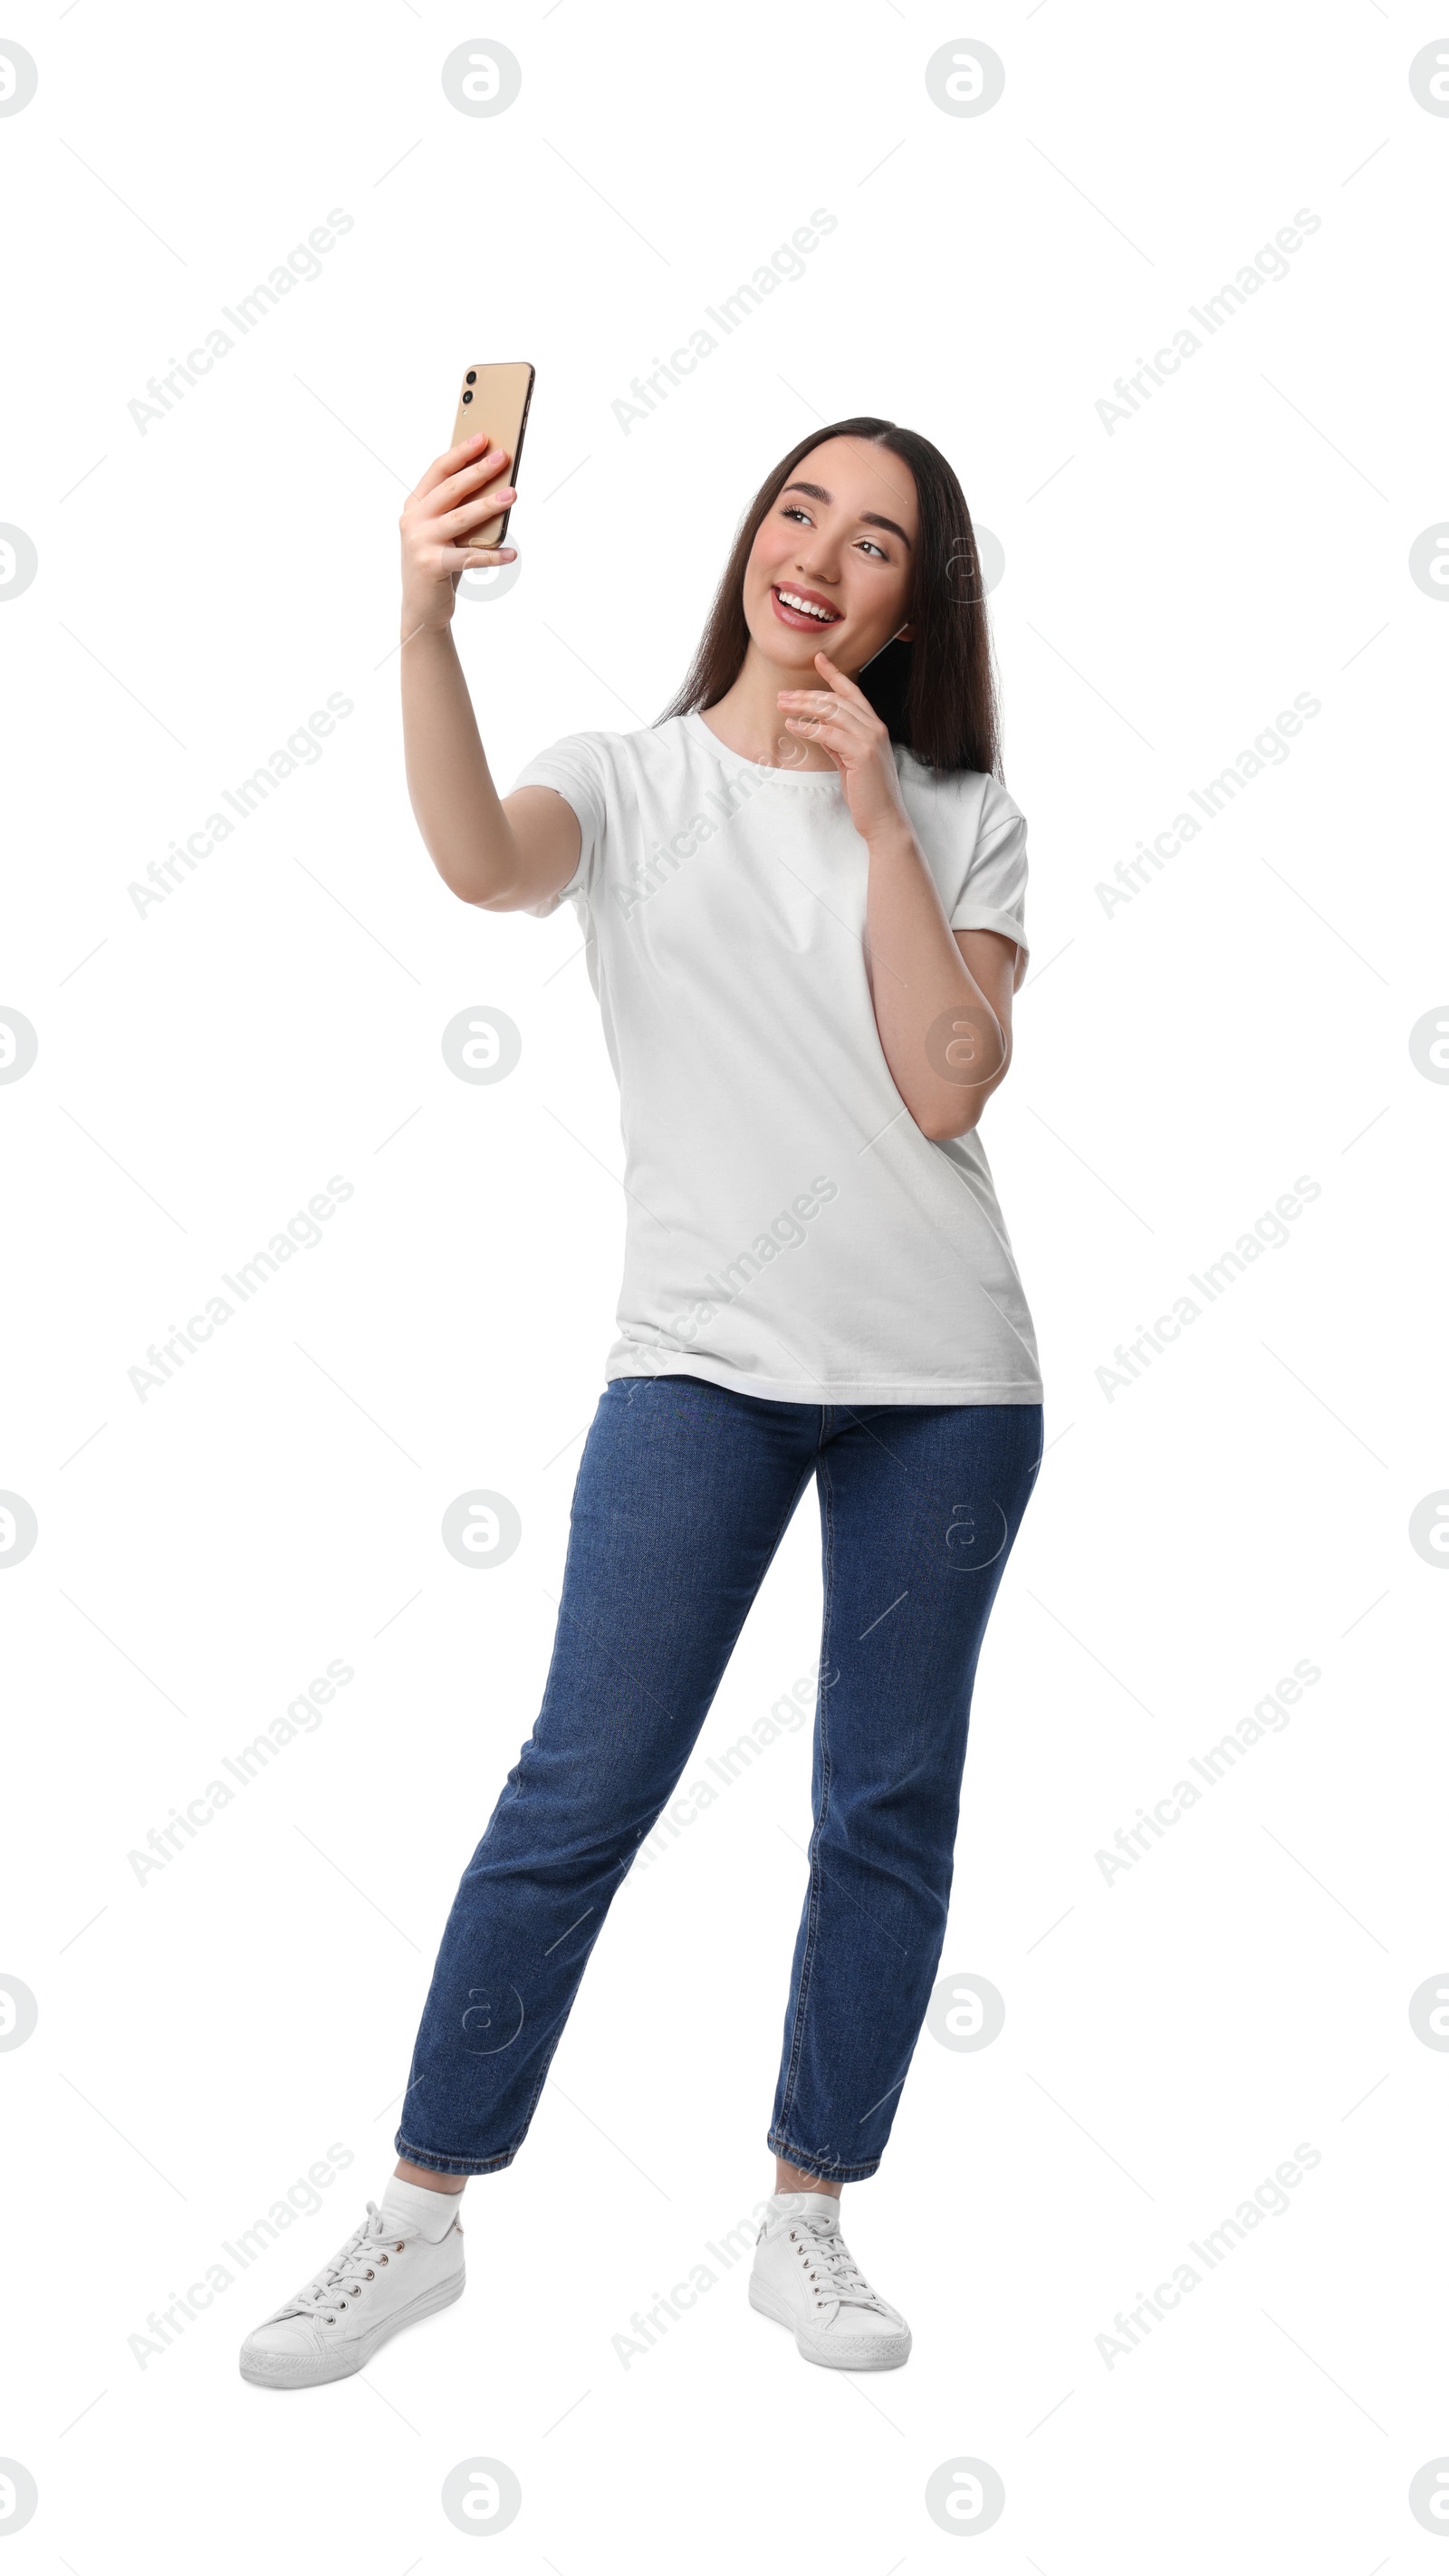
760, 1456, 820, 1581
511, 2019, 573, 2153
775, 1447, 836, 2141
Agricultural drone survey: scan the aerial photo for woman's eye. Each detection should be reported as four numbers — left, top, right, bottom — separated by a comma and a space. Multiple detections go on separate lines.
781, 505, 811, 524
859, 538, 887, 560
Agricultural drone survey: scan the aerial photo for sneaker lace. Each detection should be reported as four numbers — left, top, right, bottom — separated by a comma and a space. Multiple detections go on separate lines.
783, 2214, 894, 2318
286, 2204, 408, 2322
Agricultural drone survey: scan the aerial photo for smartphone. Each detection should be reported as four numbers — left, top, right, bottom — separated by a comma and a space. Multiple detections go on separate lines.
449, 361, 535, 549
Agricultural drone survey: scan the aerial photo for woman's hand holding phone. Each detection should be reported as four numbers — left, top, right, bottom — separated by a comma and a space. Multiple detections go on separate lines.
398, 433, 517, 637
398, 389, 578, 918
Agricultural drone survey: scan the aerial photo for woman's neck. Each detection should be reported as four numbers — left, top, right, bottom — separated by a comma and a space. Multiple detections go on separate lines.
696, 642, 840, 771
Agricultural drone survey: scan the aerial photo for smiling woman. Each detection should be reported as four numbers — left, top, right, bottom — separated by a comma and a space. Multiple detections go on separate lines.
660, 416, 999, 776
238, 407, 1045, 2395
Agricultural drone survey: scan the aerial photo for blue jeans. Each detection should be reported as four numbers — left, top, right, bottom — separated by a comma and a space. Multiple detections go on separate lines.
397, 1375, 1043, 2183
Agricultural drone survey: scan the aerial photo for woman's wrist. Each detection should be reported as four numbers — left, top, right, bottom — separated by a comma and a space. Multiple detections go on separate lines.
400, 609, 458, 651
861, 812, 924, 866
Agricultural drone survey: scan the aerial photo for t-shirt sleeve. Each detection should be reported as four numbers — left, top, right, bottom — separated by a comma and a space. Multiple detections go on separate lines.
950, 783, 1030, 988
507, 732, 609, 918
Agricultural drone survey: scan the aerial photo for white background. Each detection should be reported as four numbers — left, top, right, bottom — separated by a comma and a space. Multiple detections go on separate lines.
3, 1, 1447, 2567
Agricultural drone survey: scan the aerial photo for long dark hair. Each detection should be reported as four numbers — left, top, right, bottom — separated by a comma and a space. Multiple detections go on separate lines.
657, 416, 1000, 777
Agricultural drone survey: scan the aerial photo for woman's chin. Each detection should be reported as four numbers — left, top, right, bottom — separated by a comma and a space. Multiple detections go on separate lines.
751, 615, 840, 668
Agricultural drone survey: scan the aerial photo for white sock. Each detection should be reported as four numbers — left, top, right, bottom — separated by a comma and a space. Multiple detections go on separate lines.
768, 2188, 840, 2221
380, 2175, 465, 2242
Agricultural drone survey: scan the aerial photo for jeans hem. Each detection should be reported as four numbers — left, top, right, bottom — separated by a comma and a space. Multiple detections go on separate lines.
768, 2130, 881, 2184
394, 2133, 518, 2177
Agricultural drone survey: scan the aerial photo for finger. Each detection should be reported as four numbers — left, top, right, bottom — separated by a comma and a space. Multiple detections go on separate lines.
782, 700, 869, 735
410, 434, 514, 507
410, 432, 494, 502
811, 649, 869, 701
427, 542, 519, 573
783, 712, 854, 740
427, 447, 513, 515
422, 538, 524, 574
437, 484, 517, 537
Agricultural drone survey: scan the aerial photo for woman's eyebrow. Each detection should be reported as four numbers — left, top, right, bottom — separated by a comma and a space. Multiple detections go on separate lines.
782, 479, 913, 549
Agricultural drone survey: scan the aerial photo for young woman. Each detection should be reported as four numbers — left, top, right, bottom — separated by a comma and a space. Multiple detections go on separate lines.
240, 415, 1044, 2389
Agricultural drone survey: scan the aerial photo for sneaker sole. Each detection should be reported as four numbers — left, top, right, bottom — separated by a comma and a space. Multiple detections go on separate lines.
239, 2267, 465, 2389
748, 2274, 911, 2371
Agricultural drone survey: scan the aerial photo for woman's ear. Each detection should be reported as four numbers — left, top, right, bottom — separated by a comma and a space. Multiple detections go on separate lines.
894, 623, 915, 644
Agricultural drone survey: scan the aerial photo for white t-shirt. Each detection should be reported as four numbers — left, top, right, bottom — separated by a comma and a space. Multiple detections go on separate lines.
512, 710, 1041, 1406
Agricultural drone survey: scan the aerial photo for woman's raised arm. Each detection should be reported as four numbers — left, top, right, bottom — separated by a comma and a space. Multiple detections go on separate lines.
398, 431, 581, 913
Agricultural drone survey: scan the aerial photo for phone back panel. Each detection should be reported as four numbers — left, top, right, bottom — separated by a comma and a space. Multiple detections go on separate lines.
449, 361, 534, 547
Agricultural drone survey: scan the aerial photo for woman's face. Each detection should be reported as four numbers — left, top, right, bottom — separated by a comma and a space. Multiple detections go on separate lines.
742, 435, 919, 679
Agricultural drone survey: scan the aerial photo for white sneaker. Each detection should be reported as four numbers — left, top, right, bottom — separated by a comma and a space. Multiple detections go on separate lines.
239, 2200, 465, 2389
749, 2191, 911, 2370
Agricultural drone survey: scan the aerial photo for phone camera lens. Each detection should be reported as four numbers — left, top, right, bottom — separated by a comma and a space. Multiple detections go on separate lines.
465, 371, 476, 385
462, 390, 473, 404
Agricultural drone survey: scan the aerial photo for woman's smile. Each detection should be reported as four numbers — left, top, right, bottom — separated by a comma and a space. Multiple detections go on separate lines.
771, 582, 845, 631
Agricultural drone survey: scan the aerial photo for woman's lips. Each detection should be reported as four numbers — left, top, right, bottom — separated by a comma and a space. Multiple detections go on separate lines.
771, 584, 843, 632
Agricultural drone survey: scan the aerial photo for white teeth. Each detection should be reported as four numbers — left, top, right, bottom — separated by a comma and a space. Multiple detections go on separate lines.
778, 589, 836, 621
